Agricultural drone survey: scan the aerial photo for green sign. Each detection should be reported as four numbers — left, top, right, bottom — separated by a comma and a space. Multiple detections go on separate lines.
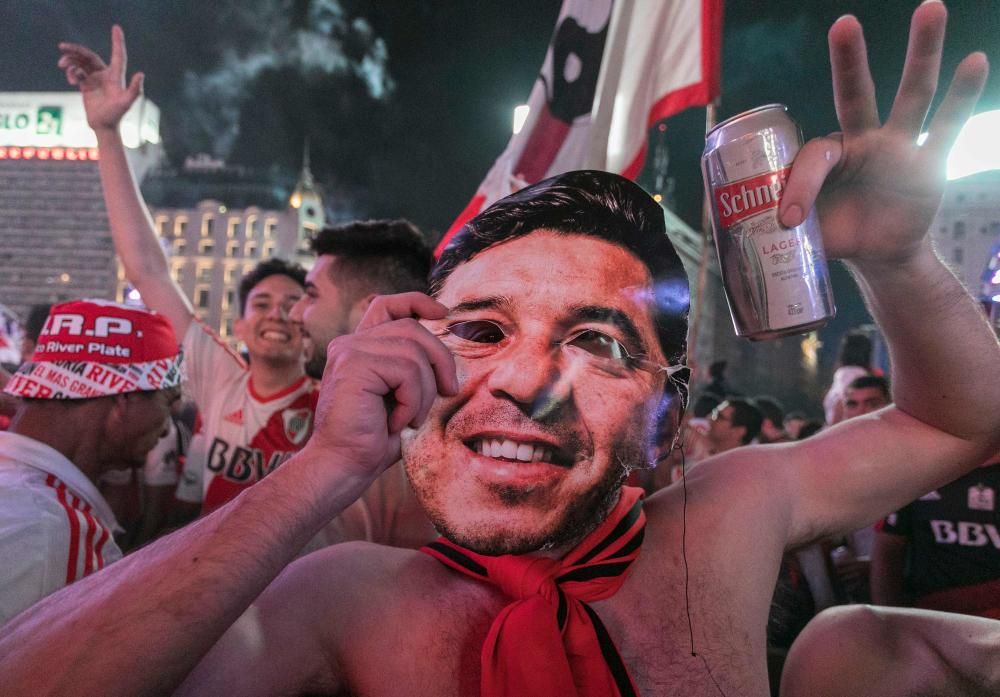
0, 105, 62, 134
36, 106, 62, 135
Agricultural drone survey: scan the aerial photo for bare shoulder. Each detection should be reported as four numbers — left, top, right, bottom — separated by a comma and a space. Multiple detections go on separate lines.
646, 444, 797, 521
181, 541, 484, 697
270, 540, 499, 646
640, 445, 800, 565
267, 541, 439, 617
257, 541, 504, 697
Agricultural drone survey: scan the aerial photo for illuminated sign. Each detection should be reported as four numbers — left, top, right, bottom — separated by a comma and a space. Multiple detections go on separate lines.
0, 92, 160, 149
0, 146, 99, 161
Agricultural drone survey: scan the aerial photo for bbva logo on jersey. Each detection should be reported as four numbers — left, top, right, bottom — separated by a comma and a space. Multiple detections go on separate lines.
282, 408, 313, 446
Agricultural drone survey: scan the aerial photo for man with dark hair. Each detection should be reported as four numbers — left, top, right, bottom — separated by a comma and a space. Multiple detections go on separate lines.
824, 330, 874, 424
236, 258, 307, 317
64, 29, 317, 515
709, 397, 763, 452
755, 396, 790, 444
290, 220, 437, 550
843, 374, 891, 419
291, 219, 432, 379
6, 8, 1000, 696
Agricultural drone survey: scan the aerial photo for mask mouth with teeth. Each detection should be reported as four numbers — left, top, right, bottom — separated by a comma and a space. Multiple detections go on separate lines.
463, 436, 575, 467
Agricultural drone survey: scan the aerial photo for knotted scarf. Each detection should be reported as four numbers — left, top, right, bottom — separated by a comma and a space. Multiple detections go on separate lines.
421, 486, 645, 697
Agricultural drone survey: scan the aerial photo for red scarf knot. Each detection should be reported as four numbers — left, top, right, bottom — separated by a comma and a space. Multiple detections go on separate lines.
422, 486, 646, 697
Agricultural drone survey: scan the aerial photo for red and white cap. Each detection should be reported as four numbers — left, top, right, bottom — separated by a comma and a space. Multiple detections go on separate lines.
3, 299, 183, 400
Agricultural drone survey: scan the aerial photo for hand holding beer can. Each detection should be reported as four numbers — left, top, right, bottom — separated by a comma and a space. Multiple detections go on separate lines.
701, 104, 835, 340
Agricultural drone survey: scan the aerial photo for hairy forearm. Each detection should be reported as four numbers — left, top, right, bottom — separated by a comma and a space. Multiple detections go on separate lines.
0, 452, 374, 697
849, 240, 1000, 445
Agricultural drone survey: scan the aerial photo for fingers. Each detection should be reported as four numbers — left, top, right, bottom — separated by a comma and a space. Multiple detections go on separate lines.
355, 292, 448, 331
384, 351, 437, 433
922, 51, 989, 158
352, 294, 458, 398
326, 316, 459, 425
326, 333, 445, 432
779, 134, 844, 228
57, 42, 108, 75
109, 25, 127, 79
370, 318, 458, 399
885, 0, 947, 134
63, 66, 85, 87
127, 72, 145, 102
828, 15, 879, 134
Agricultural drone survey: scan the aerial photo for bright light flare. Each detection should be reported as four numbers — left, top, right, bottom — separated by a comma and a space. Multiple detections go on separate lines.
946, 109, 1000, 180
513, 105, 530, 135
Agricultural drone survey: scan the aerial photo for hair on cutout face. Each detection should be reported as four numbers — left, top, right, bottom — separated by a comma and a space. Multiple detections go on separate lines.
431, 170, 691, 371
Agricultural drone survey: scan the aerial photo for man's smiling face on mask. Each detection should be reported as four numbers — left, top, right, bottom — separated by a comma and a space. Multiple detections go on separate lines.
402, 231, 669, 556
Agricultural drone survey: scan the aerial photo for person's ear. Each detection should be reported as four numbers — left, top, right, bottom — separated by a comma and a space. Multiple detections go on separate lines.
348, 293, 377, 331
103, 393, 130, 434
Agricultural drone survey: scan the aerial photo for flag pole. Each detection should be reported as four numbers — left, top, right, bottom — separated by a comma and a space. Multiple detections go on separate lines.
686, 100, 719, 377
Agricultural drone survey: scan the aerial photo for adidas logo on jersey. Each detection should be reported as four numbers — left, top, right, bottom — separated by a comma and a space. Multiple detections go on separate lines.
224, 408, 244, 425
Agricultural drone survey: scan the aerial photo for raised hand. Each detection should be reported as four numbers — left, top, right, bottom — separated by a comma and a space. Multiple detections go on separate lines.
780, 2, 989, 268
304, 292, 459, 480
58, 25, 143, 132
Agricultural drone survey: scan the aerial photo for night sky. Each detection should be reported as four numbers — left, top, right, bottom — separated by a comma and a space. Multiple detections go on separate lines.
2, 0, 997, 402
3, 1, 997, 237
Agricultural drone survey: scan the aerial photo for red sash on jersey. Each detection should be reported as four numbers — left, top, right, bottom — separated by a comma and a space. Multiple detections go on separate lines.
917, 578, 1000, 619
421, 487, 645, 697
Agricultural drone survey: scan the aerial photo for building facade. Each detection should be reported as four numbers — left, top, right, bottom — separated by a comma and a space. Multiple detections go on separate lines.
929, 171, 1000, 298
130, 153, 322, 342
128, 201, 303, 339
0, 92, 160, 325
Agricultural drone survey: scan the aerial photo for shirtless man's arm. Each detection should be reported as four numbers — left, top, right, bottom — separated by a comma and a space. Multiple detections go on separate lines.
708, 3, 999, 548
0, 294, 458, 696
781, 605, 1000, 697
58, 26, 193, 336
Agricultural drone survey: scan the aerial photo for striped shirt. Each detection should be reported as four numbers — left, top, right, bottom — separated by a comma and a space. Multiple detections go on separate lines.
0, 432, 122, 626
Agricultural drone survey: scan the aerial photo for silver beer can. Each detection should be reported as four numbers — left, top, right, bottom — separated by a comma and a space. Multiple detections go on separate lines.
702, 104, 835, 340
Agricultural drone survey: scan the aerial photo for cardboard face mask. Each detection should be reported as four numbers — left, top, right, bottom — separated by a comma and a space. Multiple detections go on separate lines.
401, 170, 691, 555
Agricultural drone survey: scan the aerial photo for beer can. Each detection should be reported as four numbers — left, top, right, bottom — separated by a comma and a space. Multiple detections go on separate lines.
701, 104, 835, 340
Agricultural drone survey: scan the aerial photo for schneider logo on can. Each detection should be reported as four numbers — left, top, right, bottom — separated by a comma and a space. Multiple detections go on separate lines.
714, 168, 789, 229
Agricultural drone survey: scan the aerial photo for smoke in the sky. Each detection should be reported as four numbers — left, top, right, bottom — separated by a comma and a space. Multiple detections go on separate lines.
723, 15, 813, 98
179, 0, 393, 157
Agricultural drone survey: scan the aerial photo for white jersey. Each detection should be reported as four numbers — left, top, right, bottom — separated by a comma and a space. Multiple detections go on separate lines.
177, 322, 436, 552
0, 432, 122, 625
177, 322, 318, 515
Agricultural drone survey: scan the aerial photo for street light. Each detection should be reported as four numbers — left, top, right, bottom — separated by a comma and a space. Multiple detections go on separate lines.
513, 105, 530, 135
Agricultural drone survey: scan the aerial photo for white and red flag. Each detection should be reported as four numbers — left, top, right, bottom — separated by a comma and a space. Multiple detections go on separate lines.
436, 0, 723, 255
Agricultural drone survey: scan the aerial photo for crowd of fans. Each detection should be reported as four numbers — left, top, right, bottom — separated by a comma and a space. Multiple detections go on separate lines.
1, 5, 999, 696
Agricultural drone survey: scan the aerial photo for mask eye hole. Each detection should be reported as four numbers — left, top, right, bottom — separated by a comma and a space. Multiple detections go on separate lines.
446, 320, 506, 344
564, 329, 628, 362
